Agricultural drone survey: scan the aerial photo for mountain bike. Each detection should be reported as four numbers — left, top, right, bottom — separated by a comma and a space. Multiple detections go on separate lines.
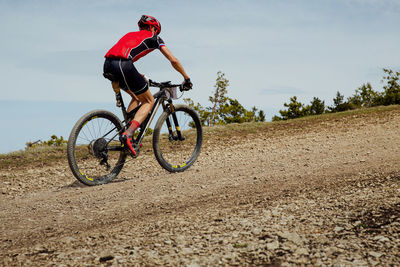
67, 74, 203, 186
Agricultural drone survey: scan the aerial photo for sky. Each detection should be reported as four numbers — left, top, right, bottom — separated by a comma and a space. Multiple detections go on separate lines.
0, 0, 400, 153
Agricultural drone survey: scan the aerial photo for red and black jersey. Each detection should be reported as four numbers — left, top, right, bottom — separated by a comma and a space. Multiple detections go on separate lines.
105, 30, 165, 62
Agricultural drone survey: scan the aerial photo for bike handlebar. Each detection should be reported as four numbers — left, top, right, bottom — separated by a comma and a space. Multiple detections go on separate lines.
149, 79, 191, 92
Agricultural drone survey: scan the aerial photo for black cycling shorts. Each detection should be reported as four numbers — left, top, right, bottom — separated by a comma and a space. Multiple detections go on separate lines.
103, 58, 148, 95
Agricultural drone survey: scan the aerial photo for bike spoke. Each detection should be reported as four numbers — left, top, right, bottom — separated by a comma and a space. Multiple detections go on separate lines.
154, 107, 201, 170
71, 115, 125, 183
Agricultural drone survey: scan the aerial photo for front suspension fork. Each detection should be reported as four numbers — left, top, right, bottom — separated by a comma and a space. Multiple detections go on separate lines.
164, 100, 184, 141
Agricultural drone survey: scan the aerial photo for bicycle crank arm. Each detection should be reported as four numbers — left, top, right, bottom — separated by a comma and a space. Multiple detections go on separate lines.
107, 146, 124, 151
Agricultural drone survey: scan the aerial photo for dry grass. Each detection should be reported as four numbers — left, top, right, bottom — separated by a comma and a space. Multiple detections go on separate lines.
0, 146, 67, 170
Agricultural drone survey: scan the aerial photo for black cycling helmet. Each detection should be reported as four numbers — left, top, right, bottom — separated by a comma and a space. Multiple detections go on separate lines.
138, 15, 161, 35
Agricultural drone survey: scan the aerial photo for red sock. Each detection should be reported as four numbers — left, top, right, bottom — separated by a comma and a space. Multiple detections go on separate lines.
126, 120, 140, 137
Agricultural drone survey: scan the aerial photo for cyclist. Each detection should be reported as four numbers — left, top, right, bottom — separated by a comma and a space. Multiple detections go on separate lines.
103, 15, 192, 157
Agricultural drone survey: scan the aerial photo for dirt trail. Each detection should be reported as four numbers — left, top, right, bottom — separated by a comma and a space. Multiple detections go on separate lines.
1, 107, 399, 266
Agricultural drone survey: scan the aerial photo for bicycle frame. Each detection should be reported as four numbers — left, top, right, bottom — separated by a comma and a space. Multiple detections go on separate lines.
106, 81, 184, 152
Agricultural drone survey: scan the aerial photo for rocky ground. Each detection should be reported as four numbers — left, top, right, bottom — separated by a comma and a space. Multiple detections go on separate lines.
0, 106, 399, 266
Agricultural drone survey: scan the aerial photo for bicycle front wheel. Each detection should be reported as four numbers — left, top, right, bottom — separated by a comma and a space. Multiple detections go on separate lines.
153, 104, 202, 172
67, 109, 126, 186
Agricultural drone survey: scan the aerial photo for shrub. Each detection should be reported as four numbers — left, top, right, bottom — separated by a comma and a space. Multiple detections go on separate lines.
26, 135, 67, 150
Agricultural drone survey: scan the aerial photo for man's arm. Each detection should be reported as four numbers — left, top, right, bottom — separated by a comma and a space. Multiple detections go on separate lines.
160, 46, 189, 80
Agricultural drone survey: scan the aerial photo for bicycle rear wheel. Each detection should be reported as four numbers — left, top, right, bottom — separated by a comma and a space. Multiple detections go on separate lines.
153, 104, 202, 172
67, 109, 126, 186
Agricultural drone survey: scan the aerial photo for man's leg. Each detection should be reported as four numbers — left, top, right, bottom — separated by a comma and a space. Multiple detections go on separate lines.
124, 89, 154, 136
122, 89, 154, 156
122, 88, 140, 113
132, 89, 154, 124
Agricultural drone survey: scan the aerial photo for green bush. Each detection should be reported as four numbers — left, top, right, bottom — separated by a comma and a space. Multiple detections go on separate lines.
26, 135, 67, 150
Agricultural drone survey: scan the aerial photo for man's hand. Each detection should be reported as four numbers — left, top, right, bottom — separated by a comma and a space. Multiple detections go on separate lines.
181, 78, 193, 91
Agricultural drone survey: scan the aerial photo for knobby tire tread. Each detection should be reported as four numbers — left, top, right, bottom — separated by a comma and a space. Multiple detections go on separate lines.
67, 109, 126, 186
152, 105, 202, 173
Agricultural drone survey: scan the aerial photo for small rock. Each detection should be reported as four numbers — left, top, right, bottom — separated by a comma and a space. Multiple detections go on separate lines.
278, 231, 302, 245
182, 248, 193, 255
373, 235, 390, 243
369, 259, 380, 266
295, 247, 309, 256
252, 228, 261, 235
175, 235, 186, 243
266, 240, 279, 250
61, 236, 76, 244
326, 247, 337, 257
271, 210, 280, 216
369, 251, 383, 258
352, 259, 368, 266
57, 252, 66, 259
333, 226, 344, 233
164, 240, 172, 245
281, 245, 292, 251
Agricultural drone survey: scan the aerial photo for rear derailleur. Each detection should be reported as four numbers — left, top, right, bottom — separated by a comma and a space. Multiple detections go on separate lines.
88, 138, 111, 170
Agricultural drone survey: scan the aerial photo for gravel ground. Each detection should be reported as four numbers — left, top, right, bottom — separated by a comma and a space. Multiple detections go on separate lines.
0, 107, 399, 266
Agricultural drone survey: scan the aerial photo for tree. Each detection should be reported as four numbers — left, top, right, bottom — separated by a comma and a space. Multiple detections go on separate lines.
240, 106, 257, 122
246, 107, 267, 122
309, 97, 325, 115
276, 96, 308, 120
209, 71, 229, 126
184, 98, 211, 126
348, 83, 378, 108
184, 71, 265, 125
376, 68, 400, 105
328, 91, 352, 113
257, 110, 266, 122
220, 98, 247, 124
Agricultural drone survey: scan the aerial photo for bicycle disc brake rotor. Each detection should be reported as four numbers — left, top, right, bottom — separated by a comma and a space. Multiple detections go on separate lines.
89, 138, 108, 158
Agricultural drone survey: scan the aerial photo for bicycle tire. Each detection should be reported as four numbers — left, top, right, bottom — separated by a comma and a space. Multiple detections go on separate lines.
153, 104, 202, 172
67, 109, 126, 186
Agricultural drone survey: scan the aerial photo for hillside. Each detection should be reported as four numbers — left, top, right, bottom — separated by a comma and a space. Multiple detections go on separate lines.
1, 106, 399, 266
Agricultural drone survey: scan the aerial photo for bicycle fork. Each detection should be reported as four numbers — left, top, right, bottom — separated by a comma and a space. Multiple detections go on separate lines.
164, 100, 185, 141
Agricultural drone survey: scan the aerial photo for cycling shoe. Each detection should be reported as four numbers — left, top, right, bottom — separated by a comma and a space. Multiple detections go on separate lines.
120, 132, 137, 157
